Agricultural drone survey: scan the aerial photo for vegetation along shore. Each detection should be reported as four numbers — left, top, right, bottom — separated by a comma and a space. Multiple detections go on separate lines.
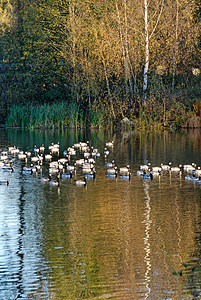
0, 0, 201, 129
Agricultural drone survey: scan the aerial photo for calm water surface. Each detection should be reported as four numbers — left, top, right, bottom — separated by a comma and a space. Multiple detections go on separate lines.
0, 128, 201, 299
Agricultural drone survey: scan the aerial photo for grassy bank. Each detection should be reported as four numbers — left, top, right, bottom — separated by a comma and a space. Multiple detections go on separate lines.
6, 102, 111, 129
6, 97, 201, 130
3, 71, 201, 130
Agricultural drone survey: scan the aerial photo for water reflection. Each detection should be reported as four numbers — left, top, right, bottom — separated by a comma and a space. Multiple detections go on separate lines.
0, 128, 201, 299
142, 182, 152, 299
16, 185, 25, 299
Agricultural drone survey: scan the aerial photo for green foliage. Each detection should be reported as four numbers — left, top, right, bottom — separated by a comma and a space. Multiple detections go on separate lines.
1, 0, 201, 128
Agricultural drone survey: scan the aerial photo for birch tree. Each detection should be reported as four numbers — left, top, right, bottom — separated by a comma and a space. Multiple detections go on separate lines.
143, 0, 149, 103
143, 0, 165, 103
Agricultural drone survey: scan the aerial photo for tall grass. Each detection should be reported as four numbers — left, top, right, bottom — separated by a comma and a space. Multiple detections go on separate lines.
7, 96, 199, 129
6, 102, 108, 129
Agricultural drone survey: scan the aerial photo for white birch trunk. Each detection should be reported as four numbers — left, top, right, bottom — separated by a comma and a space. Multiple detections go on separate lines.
143, 0, 149, 104
172, 0, 179, 93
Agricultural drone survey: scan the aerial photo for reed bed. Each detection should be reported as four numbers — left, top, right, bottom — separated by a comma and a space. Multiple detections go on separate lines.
6, 102, 106, 129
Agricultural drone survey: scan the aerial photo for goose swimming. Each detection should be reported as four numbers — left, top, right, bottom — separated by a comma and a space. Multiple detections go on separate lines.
106, 141, 114, 147
120, 172, 131, 180
61, 172, 73, 179
74, 177, 87, 186
107, 171, 117, 178
119, 165, 130, 174
84, 171, 96, 179
0, 180, 9, 185
3, 166, 14, 173
141, 172, 153, 180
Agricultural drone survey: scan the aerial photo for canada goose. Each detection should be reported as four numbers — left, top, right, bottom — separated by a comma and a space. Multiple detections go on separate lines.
183, 164, 196, 173
49, 161, 59, 168
83, 167, 94, 174
49, 166, 60, 174
31, 156, 39, 163
63, 150, 68, 157
75, 159, 85, 166
82, 163, 94, 172
30, 164, 37, 173
22, 168, 33, 175
8, 146, 15, 152
73, 143, 81, 148
183, 163, 196, 170
84, 171, 96, 179
82, 162, 93, 168
3, 166, 14, 173
119, 165, 129, 174
10, 147, 19, 154
45, 154, 52, 161
0, 161, 7, 167
106, 141, 114, 147
120, 173, 131, 180
67, 147, 76, 156
58, 158, 68, 164
106, 160, 115, 168
170, 165, 182, 172
80, 141, 89, 148
49, 142, 59, 150
1, 155, 8, 161
34, 145, 39, 153
161, 163, 171, 171
106, 171, 117, 178
40, 144, 45, 152
25, 151, 32, 157
104, 148, 109, 156
141, 172, 153, 180
84, 152, 90, 158
49, 175, 60, 187
91, 151, 98, 157
185, 175, 198, 181
51, 147, 60, 154
137, 170, 144, 176
74, 177, 87, 186
195, 168, 201, 177
91, 147, 99, 153
32, 163, 42, 172
67, 163, 76, 171
140, 163, 151, 171
152, 166, 162, 173
1, 151, 8, 156
81, 146, 89, 152
57, 164, 64, 171
18, 152, 27, 160
40, 175, 51, 183
88, 158, 95, 164
0, 180, 9, 185
61, 172, 73, 179
107, 166, 117, 174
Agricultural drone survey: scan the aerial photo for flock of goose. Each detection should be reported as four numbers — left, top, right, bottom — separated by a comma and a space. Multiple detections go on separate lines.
0, 140, 201, 187
137, 162, 201, 183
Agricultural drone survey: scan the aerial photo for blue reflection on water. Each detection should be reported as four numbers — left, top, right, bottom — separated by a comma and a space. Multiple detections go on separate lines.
0, 165, 50, 299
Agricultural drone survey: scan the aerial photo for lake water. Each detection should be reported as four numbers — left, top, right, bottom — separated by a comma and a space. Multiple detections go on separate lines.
0, 128, 201, 299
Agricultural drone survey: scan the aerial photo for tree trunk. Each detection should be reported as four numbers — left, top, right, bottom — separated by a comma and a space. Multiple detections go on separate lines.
172, 0, 179, 93
115, 0, 129, 96
101, 54, 116, 118
143, 0, 149, 104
